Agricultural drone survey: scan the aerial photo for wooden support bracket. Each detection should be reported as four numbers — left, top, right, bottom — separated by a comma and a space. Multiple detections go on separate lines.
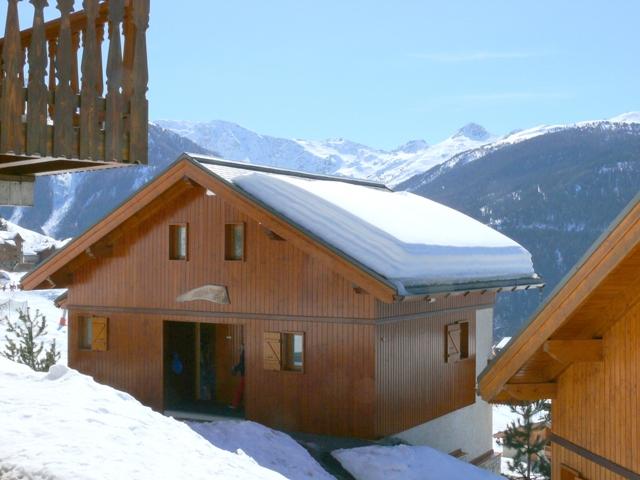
543, 339, 603, 364
502, 382, 557, 400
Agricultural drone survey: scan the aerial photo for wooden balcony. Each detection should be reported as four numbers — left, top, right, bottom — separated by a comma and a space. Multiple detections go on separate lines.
0, 0, 149, 204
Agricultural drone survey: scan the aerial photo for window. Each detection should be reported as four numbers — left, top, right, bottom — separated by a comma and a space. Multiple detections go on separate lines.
263, 332, 304, 372
79, 316, 108, 351
169, 224, 188, 260
225, 223, 245, 261
445, 321, 469, 363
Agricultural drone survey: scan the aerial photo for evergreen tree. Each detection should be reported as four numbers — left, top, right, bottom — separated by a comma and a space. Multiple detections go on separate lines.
498, 400, 551, 480
2, 308, 60, 372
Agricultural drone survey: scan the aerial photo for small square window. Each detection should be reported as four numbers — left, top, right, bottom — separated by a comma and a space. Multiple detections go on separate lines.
445, 321, 469, 363
225, 223, 245, 261
169, 224, 188, 260
78, 316, 108, 351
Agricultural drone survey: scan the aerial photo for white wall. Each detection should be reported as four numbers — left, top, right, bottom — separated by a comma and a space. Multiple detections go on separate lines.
392, 307, 494, 461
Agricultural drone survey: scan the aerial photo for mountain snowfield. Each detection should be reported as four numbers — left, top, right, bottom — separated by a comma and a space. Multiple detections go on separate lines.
156, 119, 497, 186
157, 113, 640, 187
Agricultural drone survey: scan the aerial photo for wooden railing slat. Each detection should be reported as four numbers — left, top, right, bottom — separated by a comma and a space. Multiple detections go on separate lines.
79, 0, 101, 160
1, 0, 26, 154
129, 0, 149, 164
26, 0, 49, 156
52, 0, 75, 158
104, 0, 124, 163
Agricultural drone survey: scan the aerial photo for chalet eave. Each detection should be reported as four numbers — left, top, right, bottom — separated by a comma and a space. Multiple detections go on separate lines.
478, 191, 640, 404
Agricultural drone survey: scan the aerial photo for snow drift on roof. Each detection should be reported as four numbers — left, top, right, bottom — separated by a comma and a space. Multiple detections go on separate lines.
232, 172, 535, 293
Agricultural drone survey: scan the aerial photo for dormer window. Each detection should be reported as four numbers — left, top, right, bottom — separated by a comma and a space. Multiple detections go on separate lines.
225, 223, 245, 261
169, 224, 188, 260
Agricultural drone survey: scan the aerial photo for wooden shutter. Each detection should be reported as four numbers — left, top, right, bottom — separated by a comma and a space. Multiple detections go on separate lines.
446, 323, 461, 363
263, 332, 282, 370
91, 317, 108, 352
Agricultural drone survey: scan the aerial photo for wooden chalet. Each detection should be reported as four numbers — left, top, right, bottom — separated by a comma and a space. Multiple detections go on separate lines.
22, 154, 541, 461
478, 192, 640, 479
0, 0, 149, 205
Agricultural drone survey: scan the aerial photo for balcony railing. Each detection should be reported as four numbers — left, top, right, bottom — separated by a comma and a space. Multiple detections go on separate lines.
0, 0, 149, 176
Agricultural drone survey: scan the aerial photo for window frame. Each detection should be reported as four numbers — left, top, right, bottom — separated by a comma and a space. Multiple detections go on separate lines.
78, 316, 109, 352
263, 331, 305, 373
282, 331, 305, 373
169, 223, 189, 261
445, 321, 469, 363
225, 223, 246, 262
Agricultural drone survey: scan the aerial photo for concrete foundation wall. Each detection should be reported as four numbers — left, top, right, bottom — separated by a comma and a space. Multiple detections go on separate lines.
392, 307, 494, 461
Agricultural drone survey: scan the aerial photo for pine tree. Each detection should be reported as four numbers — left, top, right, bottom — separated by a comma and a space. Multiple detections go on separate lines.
2, 308, 60, 372
498, 400, 551, 480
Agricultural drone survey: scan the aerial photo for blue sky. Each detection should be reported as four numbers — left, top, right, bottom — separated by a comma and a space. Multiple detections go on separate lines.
5, 1, 640, 149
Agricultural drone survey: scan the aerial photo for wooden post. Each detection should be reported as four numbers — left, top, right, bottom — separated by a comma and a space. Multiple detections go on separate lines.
128, 0, 149, 164
47, 37, 57, 118
79, 0, 101, 160
105, 0, 124, 162
0, 0, 26, 155
53, 0, 75, 158
26, 0, 49, 156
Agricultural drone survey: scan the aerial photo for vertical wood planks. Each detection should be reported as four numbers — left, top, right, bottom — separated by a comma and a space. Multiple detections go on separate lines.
127, 0, 149, 164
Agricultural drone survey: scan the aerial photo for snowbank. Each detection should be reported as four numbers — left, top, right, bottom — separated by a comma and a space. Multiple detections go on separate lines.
233, 172, 535, 293
189, 420, 334, 480
0, 359, 284, 480
332, 444, 502, 480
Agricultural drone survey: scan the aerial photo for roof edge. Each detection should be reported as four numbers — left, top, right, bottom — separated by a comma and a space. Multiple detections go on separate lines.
477, 190, 640, 399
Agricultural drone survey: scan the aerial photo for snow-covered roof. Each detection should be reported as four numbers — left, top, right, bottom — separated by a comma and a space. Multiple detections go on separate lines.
196, 156, 538, 295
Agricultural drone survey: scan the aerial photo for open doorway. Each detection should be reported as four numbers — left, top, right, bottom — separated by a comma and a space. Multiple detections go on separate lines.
163, 321, 244, 419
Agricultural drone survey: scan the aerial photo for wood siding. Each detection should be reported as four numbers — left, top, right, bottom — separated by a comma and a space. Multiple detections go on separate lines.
63, 184, 495, 439
69, 310, 375, 438
375, 305, 478, 437
552, 299, 640, 479
69, 186, 376, 319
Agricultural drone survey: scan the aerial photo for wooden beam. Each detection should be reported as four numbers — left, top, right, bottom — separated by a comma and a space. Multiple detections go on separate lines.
543, 339, 603, 363
502, 383, 557, 400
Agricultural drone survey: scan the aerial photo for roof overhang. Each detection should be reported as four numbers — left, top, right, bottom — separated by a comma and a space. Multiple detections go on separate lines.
478, 191, 640, 404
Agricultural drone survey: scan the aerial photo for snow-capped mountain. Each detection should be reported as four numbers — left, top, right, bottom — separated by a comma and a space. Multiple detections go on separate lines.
155, 120, 496, 186
401, 113, 640, 190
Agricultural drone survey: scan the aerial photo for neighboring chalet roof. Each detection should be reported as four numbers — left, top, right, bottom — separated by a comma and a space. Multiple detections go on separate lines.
478, 191, 640, 403
0, 231, 23, 246
21, 154, 541, 301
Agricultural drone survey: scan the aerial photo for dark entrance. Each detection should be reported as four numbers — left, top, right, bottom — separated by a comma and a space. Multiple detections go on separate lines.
163, 321, 244, 419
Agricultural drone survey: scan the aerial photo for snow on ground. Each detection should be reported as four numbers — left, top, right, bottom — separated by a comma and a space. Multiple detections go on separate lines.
0, 272, 67, 364
189, 420, 334, 480
233, 172, 535, 293
0, 358, 285, 480
332, 444, 502, 480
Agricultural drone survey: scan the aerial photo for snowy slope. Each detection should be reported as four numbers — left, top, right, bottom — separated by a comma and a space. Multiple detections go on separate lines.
156, 120, 495, 186
0, 358, 287, 480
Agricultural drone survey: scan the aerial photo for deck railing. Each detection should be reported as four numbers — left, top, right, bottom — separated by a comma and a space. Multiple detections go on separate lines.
0, 0, 149, 166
